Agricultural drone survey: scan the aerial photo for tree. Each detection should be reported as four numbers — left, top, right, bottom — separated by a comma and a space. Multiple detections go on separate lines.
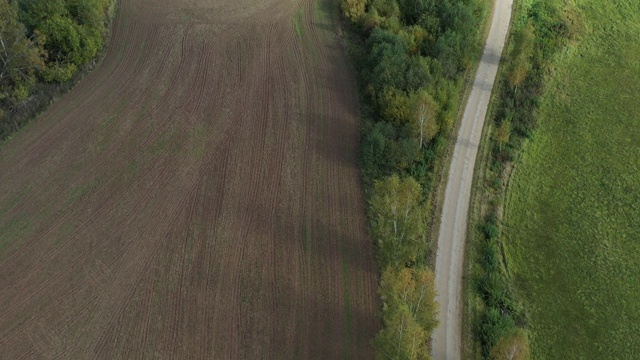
409, 90, 439, 148
480, 307, 515, 350
369, 174, 426, 267
371, 0, 401, 19
366, 28, 411, 95
490, 329, 531, 360
0, 0, 46, 106
432, 78, 458, 133
434, 29, 463, 78
342, 0, 369, 21
375, 304, 431, 360
397, 0, 432, 26
380, 86, 411, 124
495, 119, 510, 152
17, 0, 68, 31
375, 266, 437, 360
17, 0, 110, 82
39, 15, 82, 63
380, 267, 438, 332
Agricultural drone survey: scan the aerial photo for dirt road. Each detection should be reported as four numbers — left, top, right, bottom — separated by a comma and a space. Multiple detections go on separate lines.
431, 0, 513, 358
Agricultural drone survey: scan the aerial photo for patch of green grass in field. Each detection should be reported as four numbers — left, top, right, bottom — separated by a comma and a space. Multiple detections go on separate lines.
149, 124, 181, 156
66, 178, 101, 207
94, 114, 118, 153
293, 8, 305, 42
503, 1, 640, 358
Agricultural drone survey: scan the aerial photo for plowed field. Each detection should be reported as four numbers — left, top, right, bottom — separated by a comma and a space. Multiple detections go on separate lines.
0, 0, 378, 358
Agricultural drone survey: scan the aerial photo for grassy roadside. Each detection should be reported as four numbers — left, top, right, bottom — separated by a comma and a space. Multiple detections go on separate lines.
465, 0, 580, 357
467, 0, 640, 358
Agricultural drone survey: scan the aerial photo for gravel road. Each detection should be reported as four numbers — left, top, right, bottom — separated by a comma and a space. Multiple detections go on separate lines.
431, 0, 514, 358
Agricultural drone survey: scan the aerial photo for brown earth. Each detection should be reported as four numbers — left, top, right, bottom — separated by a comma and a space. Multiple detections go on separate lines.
0, 0, 379, 358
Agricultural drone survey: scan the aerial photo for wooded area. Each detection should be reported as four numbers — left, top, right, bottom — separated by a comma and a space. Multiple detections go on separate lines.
0, 0, 114, 139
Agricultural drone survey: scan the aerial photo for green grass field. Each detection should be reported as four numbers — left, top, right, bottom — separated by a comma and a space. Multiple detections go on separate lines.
503, 0, 640, 358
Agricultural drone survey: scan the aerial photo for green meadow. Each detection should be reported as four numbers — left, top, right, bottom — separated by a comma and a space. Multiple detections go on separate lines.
503, 0, 640, 358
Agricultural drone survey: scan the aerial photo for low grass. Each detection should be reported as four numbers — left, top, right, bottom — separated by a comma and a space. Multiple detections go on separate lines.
503, 0, 640, 357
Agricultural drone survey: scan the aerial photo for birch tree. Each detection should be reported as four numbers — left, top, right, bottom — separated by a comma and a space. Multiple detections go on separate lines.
409, 90, 439, 148
375, 266, 437, 360
380, 266, 438, 332
490, 329, 531, 360
369, 174, 426, 267
375, 303, 430, 360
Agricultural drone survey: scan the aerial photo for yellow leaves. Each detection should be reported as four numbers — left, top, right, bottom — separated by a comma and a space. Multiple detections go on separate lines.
341, 0, 369, 21
376, 266, 438, 360
381, 266, 438, 332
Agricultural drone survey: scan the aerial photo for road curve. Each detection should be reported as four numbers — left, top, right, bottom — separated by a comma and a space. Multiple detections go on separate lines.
431, 0, 514, 358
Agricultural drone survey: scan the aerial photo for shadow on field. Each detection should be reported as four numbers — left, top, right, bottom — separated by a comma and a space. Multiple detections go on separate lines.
234, 188, 380, 357
304, 41, 362, 170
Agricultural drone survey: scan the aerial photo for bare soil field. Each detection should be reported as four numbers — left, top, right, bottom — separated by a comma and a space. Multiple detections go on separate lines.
0, 0, 378, 358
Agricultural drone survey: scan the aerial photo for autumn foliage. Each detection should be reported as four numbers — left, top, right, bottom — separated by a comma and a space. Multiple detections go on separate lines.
375, 266, 437, 359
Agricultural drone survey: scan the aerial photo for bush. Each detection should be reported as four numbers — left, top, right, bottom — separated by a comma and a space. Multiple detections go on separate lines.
483, 214, 499, 240
480, 307, 515, 354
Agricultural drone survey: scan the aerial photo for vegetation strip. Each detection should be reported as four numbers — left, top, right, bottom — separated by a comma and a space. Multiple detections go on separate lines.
466, 0, 592, 358
338, 0, 491, 357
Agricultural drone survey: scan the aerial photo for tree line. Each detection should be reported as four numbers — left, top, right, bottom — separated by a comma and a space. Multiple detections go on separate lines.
340, 0, 487, 358
0, 0, 114, 139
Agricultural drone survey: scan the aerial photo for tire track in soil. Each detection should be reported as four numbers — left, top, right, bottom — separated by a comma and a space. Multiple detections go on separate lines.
0, 22, 161, 215
304, 0, 353, 355
0, 18, 145, 176
0, 128, 187, 338
63, 135, 197, 355
92, 179, 199, 358
0, 45, 208, 316
0, 27, 192, 274
0, 25, 174, 220
138, 115, 237, 356
269, 55, 291, 355
81, 39, 224, 355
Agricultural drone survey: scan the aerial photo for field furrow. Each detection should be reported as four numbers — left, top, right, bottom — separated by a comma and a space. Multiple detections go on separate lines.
0, 0, 378, 358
